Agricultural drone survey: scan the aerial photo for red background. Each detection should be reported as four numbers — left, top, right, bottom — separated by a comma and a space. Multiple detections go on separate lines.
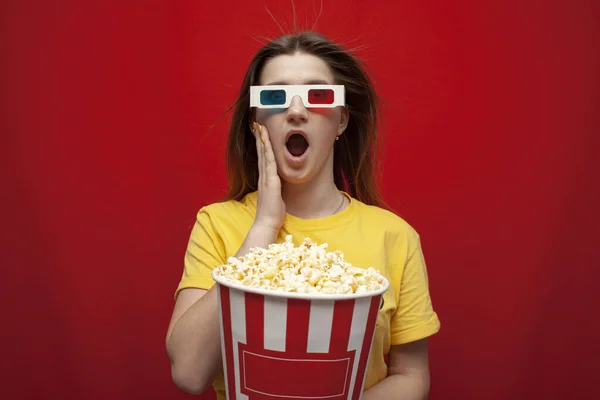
2, 1, 599, 399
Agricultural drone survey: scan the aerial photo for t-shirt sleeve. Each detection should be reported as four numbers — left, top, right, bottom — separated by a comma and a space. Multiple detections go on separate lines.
390, 237, 441, 345
175, 208, 227, 299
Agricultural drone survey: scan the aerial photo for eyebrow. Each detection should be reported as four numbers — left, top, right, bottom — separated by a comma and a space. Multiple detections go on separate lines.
264, 79, 331, 85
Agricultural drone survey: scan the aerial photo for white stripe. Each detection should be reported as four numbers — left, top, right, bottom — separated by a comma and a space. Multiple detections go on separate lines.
216, 285, 230, 398
263, 296, 288, 351
346, 297, 372, 398
229, 288, 247, 399
307, 300, 335, 353
230, 289, 247, 343
356, 340, 375, 398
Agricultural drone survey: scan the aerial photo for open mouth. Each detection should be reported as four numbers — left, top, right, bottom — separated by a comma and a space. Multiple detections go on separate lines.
285, 133, 309, 157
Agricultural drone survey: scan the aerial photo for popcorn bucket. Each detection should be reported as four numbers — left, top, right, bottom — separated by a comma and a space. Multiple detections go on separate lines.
212, 271, 389, 400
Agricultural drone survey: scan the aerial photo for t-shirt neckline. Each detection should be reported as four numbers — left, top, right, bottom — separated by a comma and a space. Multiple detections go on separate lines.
244, 191, 357, 231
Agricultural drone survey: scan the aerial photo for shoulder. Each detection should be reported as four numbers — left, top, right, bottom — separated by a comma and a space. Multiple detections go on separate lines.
198, 191, 257, 215
194, 191, 258, 228
352, 199, 421, 251
353, 199, 419, 236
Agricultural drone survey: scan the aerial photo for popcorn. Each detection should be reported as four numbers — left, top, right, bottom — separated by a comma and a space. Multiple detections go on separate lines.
213, 235, 385, 294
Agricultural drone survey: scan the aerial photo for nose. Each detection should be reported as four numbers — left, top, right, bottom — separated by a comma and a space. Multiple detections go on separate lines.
286, 95, 308, 123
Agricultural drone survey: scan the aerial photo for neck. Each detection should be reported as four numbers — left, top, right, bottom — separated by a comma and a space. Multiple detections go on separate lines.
282, 177, 344, 220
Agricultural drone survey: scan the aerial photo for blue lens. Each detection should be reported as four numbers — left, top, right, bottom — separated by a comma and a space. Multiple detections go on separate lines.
260, 89, 286, 105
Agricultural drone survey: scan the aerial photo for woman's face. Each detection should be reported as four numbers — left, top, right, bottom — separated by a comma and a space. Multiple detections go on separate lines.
255, 52, 348, 186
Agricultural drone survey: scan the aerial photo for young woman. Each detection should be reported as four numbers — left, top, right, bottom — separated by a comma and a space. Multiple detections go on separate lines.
166, 31, 440, 400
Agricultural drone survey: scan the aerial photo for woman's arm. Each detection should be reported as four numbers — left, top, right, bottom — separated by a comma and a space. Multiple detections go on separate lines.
165, 224, 279, 394
362, 339, 431, 400
166, 123, 285, 394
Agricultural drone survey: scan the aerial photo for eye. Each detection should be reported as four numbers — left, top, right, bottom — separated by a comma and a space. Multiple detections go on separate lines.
260, 89, 286, 105
308, 89, 334, 104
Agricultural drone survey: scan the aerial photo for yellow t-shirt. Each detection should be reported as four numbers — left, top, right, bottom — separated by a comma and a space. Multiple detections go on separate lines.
176, 191, 440, 399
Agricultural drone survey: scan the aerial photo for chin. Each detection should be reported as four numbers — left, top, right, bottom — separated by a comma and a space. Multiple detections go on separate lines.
278, 166, 316, 185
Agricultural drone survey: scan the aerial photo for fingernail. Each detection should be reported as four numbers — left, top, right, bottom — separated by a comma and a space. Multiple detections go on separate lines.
258, 124, 263, 134
261, 136, 265, 144
252, 121, 256, 131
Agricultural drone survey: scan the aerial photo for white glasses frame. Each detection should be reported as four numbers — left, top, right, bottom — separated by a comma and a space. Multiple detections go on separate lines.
249, 85, 346, 109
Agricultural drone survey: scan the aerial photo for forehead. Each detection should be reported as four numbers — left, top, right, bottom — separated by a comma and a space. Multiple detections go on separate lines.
258, 52, 335, 85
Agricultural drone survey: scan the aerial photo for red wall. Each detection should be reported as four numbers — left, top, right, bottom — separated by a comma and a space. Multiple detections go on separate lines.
2, 1, 599, 399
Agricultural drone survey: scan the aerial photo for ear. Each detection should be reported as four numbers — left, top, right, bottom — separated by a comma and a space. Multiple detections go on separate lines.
337, 106, 349, 136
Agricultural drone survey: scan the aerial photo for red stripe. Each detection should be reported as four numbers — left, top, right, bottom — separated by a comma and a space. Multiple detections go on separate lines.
330, 299, 357, 398
219, 285, 236, 400
329, 299, 355, 354
244, 292, 264, 348
351, 295, 382, 400
285, 298, 311, 354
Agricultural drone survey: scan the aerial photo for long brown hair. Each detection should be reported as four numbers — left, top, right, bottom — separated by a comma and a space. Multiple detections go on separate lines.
224, 31, 388, 209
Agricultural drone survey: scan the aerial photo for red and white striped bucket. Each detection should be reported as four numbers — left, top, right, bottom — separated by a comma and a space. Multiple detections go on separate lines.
213, 272, 389, 400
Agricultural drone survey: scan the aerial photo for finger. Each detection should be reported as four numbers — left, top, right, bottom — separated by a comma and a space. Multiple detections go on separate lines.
253, 122, 263, 184
261, 124, 278, 180
258, 123, 266, 184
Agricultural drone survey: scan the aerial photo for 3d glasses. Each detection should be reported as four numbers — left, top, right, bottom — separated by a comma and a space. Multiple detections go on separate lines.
249, 85, 345, 109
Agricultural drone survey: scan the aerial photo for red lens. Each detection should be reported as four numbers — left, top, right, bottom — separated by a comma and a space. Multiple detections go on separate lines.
308, 89, 334, 104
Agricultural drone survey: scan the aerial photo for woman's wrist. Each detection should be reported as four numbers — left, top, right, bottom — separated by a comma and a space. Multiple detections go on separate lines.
248, 223, 279, 244
234, 223, 279, 258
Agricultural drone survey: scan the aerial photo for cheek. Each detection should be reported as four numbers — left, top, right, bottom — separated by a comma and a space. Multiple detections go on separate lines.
310, 108, 336, 117
310, 109, 343, 133
255, 108, 285, 122
255, 110, 285, 143
311, 132, 337, 157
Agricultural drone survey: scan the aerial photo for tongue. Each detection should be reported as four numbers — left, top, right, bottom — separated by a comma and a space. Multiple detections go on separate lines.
286, 134, 309, 157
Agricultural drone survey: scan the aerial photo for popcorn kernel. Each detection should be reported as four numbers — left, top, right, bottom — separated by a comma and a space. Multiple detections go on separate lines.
214, 236, 385, 294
